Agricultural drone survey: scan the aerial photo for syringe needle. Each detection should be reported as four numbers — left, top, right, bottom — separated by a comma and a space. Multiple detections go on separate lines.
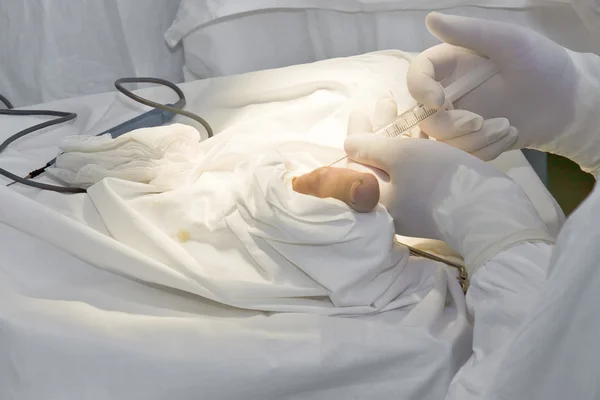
328, 155, 348, 167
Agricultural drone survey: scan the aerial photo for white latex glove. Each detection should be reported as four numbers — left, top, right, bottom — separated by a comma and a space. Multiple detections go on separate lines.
344, 134, 554, 275
408, 12, 600, 176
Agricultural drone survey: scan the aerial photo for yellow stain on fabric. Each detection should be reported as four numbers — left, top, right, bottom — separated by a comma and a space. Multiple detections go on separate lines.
177, 229, 191, 243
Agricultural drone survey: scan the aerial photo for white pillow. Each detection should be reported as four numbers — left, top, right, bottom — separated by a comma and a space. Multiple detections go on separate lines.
165, 0, 593, 81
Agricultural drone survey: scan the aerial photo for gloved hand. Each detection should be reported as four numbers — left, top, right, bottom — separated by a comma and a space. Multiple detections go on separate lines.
408, 12, 600, 176
344, 133, 554, 275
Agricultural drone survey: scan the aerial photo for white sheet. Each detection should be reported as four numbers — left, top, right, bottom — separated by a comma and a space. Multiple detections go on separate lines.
572, 0, 600, 53
0, 50, 565, 398
166, 0, 595, 82
0, 0, 184, 107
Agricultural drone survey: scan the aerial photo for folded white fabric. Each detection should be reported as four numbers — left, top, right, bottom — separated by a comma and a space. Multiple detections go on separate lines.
46, 123, 203, 190
85, 130, 422, 314
35, 49, 446, 314
228, 151, 408, 308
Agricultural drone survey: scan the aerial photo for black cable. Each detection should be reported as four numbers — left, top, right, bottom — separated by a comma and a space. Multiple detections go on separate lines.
0, 78, 213, 193
0, 93, 14, 109
0, 108, 85, 193
115, 77, 213, 138
0, 109, 76, 152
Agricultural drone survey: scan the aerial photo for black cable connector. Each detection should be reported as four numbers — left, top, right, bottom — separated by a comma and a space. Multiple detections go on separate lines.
28, 166, 49, 179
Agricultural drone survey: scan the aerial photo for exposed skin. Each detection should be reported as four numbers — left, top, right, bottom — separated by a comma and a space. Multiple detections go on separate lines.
292, 166, 380, 212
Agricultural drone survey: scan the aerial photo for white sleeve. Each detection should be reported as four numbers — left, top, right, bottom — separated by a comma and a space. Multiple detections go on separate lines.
449, 182, 600, 400
445, 241, 554, 398
479, 183, 600, 400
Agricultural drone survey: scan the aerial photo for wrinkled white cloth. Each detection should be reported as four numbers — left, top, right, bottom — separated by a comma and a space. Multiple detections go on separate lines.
166, 0, 595, 84
47, 124, 203, 190
37, 51, 434, 315
39, 46, 558, 315
79, 126, 420, 315
0, 49, 568, 399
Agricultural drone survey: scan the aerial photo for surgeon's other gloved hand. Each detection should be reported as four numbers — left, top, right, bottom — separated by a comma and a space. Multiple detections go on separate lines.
344, 135, 554, 275
408, 12, 600, 176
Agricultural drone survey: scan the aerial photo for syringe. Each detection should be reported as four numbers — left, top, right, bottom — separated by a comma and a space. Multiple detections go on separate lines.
329, 58, 499, 167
